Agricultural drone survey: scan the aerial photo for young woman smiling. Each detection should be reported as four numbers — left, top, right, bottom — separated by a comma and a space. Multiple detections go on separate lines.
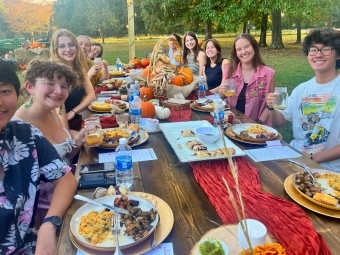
182, 31, 206, 76
50, 29, 96, 133
203, 39, 230, 94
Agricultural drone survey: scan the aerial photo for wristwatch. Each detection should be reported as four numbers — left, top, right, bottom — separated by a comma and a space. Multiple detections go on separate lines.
42, 216, 63, 228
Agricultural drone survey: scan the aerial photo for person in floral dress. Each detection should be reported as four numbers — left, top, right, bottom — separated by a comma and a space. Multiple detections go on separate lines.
0, 60, 77, 255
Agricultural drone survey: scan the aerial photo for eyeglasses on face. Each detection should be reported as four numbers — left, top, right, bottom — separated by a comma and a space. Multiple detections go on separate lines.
35, 78, 71, 92
308, 46, 333, 56
57, 43, 77, 51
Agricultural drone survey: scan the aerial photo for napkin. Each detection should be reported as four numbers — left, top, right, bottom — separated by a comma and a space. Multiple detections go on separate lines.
190, 158, 331, 255
167, 98, 190, 105
99, 116, 118, 129
167, 108, 192, 122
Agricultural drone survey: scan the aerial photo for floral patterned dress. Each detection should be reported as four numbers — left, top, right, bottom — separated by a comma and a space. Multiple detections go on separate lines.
0, 120, 71, 255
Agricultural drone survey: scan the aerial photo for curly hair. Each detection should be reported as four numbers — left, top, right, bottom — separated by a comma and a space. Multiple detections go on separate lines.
182, 31, 203, 65
227, 33, 265, 78
50, 28, 88, 86
20, 59, 77, 98
302, 29, 340, 69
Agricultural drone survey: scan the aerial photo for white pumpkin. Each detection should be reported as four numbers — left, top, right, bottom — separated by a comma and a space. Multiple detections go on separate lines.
155, 106, 171, 119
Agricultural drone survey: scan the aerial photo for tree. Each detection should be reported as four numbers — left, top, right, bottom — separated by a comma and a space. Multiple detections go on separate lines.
270, 8, 284, 49
259, 13, 268, 47
2, 0, 53, 40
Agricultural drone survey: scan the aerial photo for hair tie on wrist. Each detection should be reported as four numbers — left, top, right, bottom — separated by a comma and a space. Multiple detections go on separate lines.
71, 110, 77, 114
266, 104, 274, 111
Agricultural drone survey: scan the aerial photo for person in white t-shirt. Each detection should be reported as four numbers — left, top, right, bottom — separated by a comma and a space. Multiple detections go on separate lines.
266, 29, 340, 172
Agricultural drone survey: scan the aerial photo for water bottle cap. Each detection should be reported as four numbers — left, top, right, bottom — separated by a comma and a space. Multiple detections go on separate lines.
119, 138, 128, 144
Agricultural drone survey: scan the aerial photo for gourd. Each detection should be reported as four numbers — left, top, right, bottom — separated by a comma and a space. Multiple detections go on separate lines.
155, 106, 171, 119
170, 75, 184, 87
141, 95, 156, 118
30, 41, 41, 49
178, 67, 193, 84
142, 66, 155, 80
130, 57, 141, 67
140, 58, 150, 68
140, 85, 154, 101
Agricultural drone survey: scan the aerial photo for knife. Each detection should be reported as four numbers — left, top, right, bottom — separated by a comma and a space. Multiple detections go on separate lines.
74, 194, 130, 214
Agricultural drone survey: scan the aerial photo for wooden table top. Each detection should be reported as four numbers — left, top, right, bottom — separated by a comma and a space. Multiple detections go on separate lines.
57, 109, 340, 255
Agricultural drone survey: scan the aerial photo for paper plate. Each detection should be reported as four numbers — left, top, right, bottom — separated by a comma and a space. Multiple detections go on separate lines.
99, 129, 148, 149
226, 127, 282, 145
231, 123, 279, 142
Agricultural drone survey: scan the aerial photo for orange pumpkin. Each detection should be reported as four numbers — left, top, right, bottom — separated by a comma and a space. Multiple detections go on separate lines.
142, 66, 155, 80
130, 57, 141, 66
178, 67, 193, 84
18, 64, 27, 70
32, 41, 41, 48
140, 58, 150, 68
198, 39, 204, 46
140, 86, 154, 101
170, 75, 184, 86
141, 95, 156, 118
41, 44, 46, 48
29, 44, 35, 49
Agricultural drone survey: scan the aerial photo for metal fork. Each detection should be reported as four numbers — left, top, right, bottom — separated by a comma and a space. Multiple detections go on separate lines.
113, 213, 123, 255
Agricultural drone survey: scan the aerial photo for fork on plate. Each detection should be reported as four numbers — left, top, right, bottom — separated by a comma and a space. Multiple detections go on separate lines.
112, 213, 123, 255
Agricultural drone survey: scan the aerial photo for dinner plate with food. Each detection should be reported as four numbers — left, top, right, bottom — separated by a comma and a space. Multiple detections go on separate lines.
226, 127, 282, 145
89, 100, 128, 113
231, 123, 279, 142
70, 194, 159, 251
190, 99, 230, 112
159, 120, 245, 163
292, 169, 340, 210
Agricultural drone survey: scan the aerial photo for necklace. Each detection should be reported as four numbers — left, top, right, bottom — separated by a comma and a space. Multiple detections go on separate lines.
242, 69, 255, 83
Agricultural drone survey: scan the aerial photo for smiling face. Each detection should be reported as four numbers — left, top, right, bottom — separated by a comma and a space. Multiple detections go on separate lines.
0, 82, 18, 130
57, 35, 77, 65
235, 38, 255, 64
169, 36, 177, 49
26, 74, 69, 110
205, 41, 218, 59
77, 36, 91, 56
307, 43, 340, 75
87, 45, 102, 59
185, 35, 197, 51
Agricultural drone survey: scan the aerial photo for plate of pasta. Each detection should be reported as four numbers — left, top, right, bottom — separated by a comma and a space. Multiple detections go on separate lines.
231, 123, 279, 142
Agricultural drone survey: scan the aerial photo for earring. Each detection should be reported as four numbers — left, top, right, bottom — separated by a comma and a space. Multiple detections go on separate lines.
24, 97, 33, 108
58, 105, 63, 115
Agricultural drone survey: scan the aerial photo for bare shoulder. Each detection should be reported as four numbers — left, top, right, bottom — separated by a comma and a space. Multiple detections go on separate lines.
222, 59, 230, 66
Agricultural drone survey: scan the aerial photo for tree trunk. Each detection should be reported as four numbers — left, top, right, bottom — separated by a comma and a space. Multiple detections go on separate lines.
270, 8, 284, 49
243, 22, 247, 33
259, 13, 268, 47
205, 20, 212, 40
296, 19, 301, 44
327, 13, 332, 28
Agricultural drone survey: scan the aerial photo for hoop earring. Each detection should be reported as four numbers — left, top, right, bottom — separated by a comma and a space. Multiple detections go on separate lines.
24, 97, 33, 108
58, 105, 63, 115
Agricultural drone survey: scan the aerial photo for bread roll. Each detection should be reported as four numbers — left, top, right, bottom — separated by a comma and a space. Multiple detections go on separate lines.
313, 193, 338, 206
128, 124, 140, 133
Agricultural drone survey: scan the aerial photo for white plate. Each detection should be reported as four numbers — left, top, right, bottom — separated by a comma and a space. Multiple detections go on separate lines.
196, 99, 227, 109
70, 195, 159, 249
159, 120, 245, 163
91, 100, 129, 109
232, 123, 278, 138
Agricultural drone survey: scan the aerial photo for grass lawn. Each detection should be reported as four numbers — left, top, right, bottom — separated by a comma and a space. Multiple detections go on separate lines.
17, 33, 315, 143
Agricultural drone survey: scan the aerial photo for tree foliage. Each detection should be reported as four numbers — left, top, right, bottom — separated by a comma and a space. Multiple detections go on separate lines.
2, 0, 53, 39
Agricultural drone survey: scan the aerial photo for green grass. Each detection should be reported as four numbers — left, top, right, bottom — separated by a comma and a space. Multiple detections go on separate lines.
17, 33, 315, 143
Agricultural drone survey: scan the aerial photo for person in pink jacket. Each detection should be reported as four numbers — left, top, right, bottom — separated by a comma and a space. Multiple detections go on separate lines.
219, 33, 275, 125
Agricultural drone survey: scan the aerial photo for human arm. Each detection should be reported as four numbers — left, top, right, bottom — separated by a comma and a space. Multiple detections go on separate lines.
66, 128, 85, 159
258, 74, 276, 123
266, 93, 289, 127
197, 51, 206, 76
302, 145, 340, 164
66, 75, 96, 121
210, 59, 230, 94
99, 60, 109, 81
35, 172, 77, 255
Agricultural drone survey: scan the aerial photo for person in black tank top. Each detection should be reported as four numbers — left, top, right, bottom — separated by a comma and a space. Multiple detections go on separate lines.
203, 39, 230, 94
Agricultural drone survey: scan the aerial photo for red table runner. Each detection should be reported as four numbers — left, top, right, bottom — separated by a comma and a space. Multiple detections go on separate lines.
190, 158, 331, 255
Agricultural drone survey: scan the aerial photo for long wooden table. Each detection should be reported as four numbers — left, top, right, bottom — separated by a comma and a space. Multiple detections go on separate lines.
57, 109, 340, 254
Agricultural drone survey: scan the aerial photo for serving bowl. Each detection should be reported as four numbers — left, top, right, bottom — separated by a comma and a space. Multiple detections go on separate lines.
196, 126, 220, 144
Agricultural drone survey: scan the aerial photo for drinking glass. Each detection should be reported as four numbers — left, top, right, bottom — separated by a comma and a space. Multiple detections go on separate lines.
84, 117, 103, 147
224, 79, 236, 97
273, 87, 288, 110
94, 58, 102, 65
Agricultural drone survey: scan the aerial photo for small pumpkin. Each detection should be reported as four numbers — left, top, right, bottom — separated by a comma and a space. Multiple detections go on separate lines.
178, 66, 193, 84
18, 64, 27, 70
32, 41, 41, 48
170, 75, 184, 87
142, 66, 155, 80
155, 106, 171, 119
140, 58, 150, 68
41, 44, 46, 48
140, 85, 154, 101
130, 57, 141, 67
141, 95, 156, 118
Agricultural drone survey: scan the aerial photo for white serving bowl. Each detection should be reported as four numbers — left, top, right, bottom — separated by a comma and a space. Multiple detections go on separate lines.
197, 238, 228, 255
238, 219, 267, 250
196, 126, 220, 144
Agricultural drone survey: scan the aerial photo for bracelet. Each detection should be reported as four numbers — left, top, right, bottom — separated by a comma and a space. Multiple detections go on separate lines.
266, 104, 275, 111
255, 119, 264, 125
310, 153, 313, 160
71, 110, 77, 114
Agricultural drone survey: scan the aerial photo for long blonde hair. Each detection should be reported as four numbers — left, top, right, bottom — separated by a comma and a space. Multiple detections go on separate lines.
50, 28, 88, 87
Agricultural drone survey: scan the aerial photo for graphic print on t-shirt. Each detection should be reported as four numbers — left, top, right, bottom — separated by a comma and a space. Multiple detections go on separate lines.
299, 93, 338, 152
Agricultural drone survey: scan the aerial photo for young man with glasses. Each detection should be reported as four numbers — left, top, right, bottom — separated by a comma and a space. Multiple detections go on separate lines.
266, 29, 340, 172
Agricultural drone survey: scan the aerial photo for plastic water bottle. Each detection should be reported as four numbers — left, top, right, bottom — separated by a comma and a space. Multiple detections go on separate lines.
115, 138, 133, 190
198, 76, 206, 100
128, 84, 138, 102
116, 58, 122, 71
213, 99, 225, 128
130, 96, 141, 124
134, 80, 140, 97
